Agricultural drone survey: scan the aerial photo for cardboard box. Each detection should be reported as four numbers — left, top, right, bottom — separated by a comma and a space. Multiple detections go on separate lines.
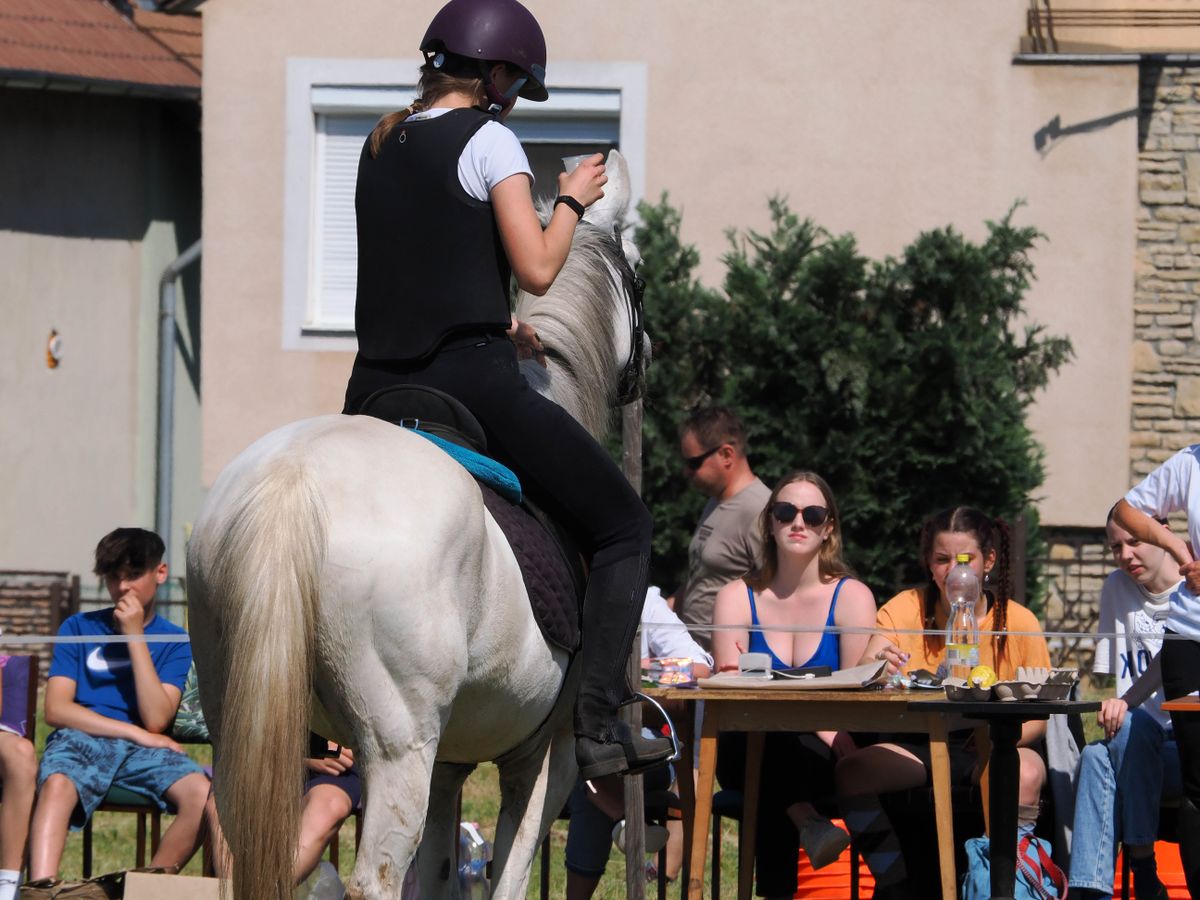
123, 872, 225, 900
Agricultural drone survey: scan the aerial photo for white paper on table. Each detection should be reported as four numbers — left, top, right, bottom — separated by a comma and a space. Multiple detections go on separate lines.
697, 659, 890, 690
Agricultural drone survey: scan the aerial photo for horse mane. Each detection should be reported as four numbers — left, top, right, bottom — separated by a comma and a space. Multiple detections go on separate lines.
515, 220, 629, 439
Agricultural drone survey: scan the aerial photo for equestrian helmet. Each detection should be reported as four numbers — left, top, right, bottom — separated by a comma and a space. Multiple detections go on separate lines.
421, 0, 548, 102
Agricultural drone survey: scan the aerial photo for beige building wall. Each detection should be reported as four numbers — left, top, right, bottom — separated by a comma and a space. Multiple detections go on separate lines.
200, 0, 1142, 527
0, 91, 202, 584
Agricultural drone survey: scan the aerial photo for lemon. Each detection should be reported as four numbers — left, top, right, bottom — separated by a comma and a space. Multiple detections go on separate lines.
970, 665, 998, 688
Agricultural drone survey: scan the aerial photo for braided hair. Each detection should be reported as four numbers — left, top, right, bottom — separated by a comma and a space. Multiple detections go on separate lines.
917, 507, 1011, 664
369, 61, 502, 158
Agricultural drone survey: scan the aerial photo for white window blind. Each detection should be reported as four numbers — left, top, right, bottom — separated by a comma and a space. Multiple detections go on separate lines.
284, 58, 645, 348
310, 113, 376, 331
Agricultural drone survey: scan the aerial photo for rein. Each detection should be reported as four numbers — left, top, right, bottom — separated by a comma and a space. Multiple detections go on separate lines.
540, 225, 646, 408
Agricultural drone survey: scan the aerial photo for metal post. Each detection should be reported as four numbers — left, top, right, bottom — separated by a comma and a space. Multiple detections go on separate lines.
155, 239, 201, 582
622, 400, 646, 900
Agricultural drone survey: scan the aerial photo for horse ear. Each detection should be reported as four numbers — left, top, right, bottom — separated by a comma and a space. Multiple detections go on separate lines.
583, 149, 630, 232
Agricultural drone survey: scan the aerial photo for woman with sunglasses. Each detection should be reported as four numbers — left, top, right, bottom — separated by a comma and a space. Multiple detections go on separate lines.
835, 507, 1051, 900
710, 472, 876, 894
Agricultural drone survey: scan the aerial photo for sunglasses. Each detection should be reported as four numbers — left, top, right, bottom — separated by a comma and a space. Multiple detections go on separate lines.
770, 502, 830, 527
684, 445, 722, 471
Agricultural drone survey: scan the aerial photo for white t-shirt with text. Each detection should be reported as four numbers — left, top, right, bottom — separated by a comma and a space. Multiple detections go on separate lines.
1094, 569, 1174, 729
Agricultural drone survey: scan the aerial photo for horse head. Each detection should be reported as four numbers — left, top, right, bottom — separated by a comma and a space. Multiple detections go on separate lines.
517, 148, 648, 437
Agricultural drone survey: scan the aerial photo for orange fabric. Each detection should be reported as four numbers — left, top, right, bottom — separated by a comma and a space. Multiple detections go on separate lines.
876, 587, 1050, 680
1114, 843, 1190, 899
793, 818, 874, 898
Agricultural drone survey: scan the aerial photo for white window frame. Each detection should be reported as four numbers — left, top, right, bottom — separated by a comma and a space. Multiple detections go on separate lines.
282, 57, 647, 351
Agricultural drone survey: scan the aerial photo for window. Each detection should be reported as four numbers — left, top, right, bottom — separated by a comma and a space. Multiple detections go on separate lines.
282, 59, 647, 350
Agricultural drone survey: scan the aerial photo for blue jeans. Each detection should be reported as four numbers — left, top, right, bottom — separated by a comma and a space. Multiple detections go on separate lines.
1068, 708, 1182, 895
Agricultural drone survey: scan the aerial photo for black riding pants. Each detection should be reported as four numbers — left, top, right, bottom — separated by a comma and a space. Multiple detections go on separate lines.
343, 337, 652, 569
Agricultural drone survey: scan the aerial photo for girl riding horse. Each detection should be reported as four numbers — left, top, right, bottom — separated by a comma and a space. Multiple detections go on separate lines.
341, 0, 670, 781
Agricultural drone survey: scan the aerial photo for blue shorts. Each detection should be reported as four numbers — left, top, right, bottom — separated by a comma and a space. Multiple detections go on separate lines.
305, 764, 362, 810
38, 728, 206, 830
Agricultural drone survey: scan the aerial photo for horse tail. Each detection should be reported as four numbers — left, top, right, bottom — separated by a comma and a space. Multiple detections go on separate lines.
208, 455, 326, 900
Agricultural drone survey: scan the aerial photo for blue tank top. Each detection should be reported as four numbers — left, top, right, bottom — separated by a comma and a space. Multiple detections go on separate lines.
746, 578, 847, 671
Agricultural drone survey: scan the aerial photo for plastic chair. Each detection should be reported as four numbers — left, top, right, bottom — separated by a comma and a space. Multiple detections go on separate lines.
80, 662, 213, 877
710, 788, 744, 900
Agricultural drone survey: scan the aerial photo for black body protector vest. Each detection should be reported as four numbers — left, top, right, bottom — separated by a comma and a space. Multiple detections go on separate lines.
353, 108, 513, 362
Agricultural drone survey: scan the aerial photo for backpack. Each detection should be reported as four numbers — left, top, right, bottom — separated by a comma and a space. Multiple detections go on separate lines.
961, 834, 1068, 900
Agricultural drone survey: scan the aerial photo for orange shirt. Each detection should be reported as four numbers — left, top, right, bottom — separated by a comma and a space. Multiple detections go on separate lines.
876, 588, 1051, 680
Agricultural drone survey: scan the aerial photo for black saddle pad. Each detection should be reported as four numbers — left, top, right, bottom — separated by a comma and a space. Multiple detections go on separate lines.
480, 485, 583, 653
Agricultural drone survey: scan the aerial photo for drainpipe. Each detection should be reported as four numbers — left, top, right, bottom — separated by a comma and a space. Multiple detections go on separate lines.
156, 239, 202, 576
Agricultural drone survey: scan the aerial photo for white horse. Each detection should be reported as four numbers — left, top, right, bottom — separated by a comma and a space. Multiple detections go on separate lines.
186, 151, 646, 900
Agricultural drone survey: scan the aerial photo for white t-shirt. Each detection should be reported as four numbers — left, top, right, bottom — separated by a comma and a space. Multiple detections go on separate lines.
405, 107, 533, 202
1094, 569, 1175, 729
1125, 444, 1200, 637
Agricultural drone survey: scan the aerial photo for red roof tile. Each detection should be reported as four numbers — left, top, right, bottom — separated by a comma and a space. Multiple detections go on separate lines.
0, 0, 200, 95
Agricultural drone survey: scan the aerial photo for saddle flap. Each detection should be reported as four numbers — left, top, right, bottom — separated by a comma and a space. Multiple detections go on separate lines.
357, 384, 488, 453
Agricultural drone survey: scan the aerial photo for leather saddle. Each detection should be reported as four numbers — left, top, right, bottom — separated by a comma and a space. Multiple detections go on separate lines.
356, 385, 584, 653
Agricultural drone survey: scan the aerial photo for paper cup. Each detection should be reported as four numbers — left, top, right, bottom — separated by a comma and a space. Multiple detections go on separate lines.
561, 153, 593, 174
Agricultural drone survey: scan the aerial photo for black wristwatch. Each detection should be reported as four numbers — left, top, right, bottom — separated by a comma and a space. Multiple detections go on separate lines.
554, 195, 585, 220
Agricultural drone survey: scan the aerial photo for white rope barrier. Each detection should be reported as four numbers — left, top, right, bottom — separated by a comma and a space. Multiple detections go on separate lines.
636, 620, 1186, 642
0, 623, 1183, 644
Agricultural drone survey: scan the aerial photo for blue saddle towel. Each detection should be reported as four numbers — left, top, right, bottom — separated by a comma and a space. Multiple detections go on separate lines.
412, 429, 523, 504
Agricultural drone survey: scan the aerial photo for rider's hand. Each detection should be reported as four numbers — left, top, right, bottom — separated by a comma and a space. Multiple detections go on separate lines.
557, 153, 607, 210
508, 317, 546, 368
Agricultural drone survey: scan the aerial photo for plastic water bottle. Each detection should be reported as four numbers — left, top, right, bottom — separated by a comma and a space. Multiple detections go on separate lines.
295, 860, 345, 900
944, 553, 980, 682
458, 821, 492, 900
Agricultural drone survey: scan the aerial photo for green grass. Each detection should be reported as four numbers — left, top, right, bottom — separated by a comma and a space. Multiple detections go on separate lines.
37, 695, 736, 897
461, 763, 741, 899
68, 760, 735, 896
37, 682, 1114, 894
1078, 676, 1113, 746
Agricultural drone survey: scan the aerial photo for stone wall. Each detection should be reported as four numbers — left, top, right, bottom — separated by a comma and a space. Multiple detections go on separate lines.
1037, 62, 1200, 674
1134, 62, 1200, 479
1037, 529, 1109, 670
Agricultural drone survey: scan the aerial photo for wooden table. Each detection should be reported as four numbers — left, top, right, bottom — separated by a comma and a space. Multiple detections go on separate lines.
1163, 697, 1200, 712
909, 698, 1098, 900
646, 686, 960, 900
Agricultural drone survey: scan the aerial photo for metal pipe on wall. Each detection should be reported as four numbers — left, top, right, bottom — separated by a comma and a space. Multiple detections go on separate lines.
156, 239, 201, 574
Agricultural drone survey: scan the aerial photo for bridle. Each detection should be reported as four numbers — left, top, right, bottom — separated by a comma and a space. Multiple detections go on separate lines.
612, 225, 647, 407
541, 224, 647, 408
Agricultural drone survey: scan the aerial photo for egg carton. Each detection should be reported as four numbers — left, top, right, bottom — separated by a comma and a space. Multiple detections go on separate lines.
944, 667, 1079, 702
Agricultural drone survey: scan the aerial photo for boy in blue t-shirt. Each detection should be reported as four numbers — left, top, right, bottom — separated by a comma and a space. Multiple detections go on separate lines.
28, 528, 212, 880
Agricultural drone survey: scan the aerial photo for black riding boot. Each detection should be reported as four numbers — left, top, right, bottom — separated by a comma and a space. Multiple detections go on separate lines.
1179, 797, 1200, 897
574, 553, 673, 780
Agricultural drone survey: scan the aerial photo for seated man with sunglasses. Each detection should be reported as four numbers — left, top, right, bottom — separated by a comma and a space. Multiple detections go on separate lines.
674, 406, 771, 652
